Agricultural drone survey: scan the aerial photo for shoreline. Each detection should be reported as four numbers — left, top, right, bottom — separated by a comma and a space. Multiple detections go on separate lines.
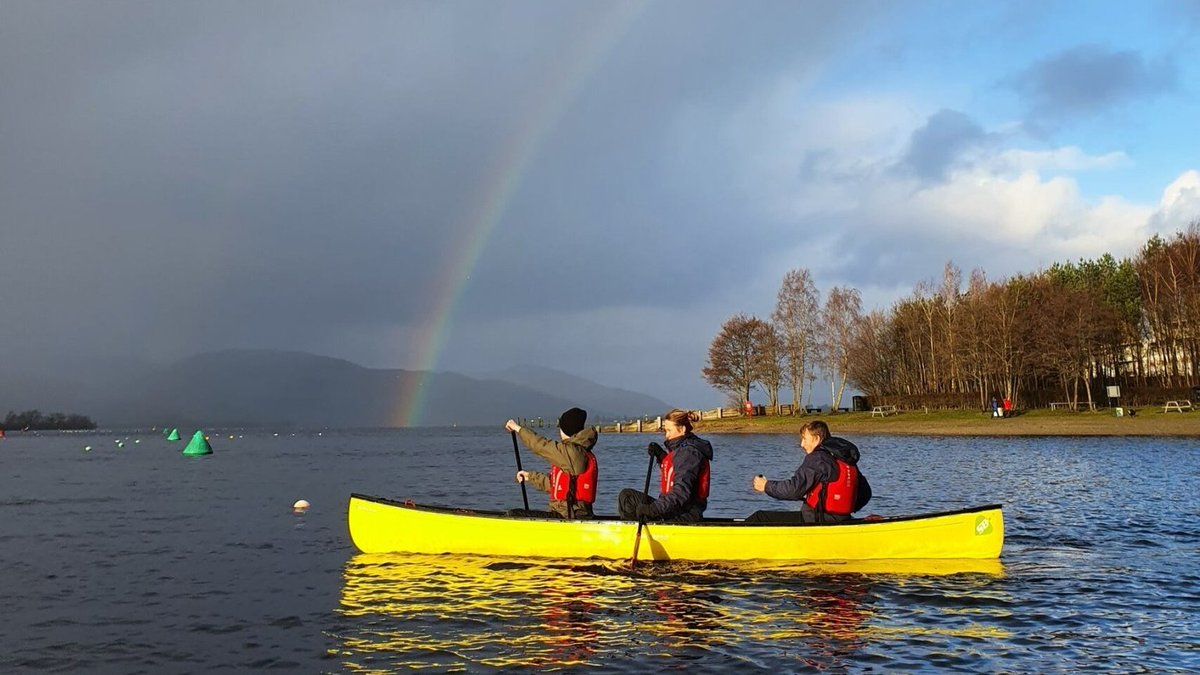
685, 409, 1200, 437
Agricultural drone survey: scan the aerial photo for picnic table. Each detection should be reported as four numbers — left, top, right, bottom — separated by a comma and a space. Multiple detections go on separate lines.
871, 405, 898, 417
1163, 400, 1193, 413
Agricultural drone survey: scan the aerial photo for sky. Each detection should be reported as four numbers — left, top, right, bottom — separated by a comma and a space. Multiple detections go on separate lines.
3, 0, 1200, 415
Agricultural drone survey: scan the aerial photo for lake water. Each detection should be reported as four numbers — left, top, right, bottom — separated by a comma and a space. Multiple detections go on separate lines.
1, 428, 1197, 673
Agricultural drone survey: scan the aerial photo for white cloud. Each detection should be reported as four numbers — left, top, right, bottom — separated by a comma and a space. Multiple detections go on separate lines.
985, 146, 1128, 174
1147, 170, 1200, 234
904, 168, 1152, 259
909, 171, 1081, 241
731, 88, 1200, 304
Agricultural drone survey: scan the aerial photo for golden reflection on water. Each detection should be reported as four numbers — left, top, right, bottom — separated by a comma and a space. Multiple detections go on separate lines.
334, 554, 1006, 671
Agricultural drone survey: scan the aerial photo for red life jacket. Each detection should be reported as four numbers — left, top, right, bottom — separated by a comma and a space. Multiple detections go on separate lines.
661, 450, 711, 501
805, 458, 860, 516
549, 450, 598, 504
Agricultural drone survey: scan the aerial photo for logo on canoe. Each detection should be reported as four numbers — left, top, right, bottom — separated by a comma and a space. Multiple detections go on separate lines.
974, 516, 992, 536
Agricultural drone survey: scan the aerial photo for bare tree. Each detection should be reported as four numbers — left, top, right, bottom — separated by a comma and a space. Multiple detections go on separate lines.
914, 278, 939, 390
940, 261, 964, 393
846, 309, 895, 399
703, 314, 772, 404
820, 286, 862, 410
978, 275, 1038, 407
957, 268, 993, 408
772, 269, 821, 410
1028, 275, 1117, 409
1136, 224, 1200, 386
756, 323, 786, 408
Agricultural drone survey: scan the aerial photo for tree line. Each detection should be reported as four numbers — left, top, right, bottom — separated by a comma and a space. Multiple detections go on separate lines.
703, 224, 1200, 411
3, 410, 98, 431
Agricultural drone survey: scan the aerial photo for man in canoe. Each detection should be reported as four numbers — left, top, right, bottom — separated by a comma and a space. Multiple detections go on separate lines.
748, 420, 871, 524
504, 407, 599, 519
618, 409, 714, 523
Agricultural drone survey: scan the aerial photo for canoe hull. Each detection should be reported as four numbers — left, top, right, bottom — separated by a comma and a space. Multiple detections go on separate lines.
348, 494, 1004, 561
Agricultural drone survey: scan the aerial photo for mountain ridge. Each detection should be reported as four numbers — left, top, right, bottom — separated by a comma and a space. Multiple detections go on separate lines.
1, 349, 670, 428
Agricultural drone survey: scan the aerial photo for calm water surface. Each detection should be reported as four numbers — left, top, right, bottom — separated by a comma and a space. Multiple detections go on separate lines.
1, 428, 1198, 673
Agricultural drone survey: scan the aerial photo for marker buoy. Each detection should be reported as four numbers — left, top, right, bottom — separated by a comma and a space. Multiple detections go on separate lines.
84, 446, 93, 452
182, 430, 213, 456
293, 499, 310, 514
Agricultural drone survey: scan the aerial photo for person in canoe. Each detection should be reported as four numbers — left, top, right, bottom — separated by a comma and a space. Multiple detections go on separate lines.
504, 407, 599, 519
618, 409, 714, 523
748, 420, 871, 524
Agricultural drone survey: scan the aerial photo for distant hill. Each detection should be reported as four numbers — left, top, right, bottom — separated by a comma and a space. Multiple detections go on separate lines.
2, 349, 669, 428
485, 365, 671, 422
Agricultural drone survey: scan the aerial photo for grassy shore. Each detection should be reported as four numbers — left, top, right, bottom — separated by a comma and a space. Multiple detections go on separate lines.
690, 408, 1200, 437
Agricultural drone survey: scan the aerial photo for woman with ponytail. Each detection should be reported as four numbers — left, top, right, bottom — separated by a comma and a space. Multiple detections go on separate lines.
618, 409, 714, 523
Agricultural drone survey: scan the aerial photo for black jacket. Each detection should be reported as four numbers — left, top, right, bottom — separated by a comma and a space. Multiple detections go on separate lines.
647, 433, 714, 521
765, 437, 871, 516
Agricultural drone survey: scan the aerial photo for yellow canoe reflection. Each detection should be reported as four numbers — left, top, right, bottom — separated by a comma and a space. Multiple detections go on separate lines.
348, 494, 1005, 561
333, 553, 1007, 672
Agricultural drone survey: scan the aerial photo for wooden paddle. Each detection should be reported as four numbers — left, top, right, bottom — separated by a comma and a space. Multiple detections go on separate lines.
511, 430, 530, 511
629, 453, 656, 569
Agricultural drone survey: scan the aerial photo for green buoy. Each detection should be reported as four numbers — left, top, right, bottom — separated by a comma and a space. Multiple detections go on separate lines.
182, 430, 212, 456
166, 428, 180, 442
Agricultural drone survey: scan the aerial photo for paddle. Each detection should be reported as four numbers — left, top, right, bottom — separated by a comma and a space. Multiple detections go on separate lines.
629, 453, 655, 569
511, 430, 530, 511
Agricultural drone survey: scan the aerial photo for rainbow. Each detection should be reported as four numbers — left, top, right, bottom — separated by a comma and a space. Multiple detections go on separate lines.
392, 3, 647, 426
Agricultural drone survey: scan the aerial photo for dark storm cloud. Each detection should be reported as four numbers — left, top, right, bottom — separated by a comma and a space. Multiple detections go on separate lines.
896, 109, 992, 182
468, 1, 889, 310
1, 1, 579, 364
0, 0, 887, 396
1010, 44, 1176, 120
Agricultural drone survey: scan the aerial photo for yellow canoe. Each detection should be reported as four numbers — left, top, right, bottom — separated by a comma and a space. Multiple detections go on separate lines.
348, 494, 1004, 561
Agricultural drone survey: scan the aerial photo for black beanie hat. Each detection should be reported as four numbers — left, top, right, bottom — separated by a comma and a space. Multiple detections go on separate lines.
558, 407, 587, 436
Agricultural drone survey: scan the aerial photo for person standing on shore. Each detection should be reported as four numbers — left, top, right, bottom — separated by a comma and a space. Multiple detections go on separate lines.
505, 407, 599, 519
618, 409, 714, 523
747, 420, 871, 524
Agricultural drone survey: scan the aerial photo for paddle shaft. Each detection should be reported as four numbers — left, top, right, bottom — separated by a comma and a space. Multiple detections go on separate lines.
511, 430, 530, 511
629, 454, 655, 568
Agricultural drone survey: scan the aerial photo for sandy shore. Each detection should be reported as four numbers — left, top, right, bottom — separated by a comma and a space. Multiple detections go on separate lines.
686, 408, 1200, 437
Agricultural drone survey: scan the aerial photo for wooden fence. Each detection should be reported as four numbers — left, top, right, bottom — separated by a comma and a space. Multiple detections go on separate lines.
599, 404, 809, 433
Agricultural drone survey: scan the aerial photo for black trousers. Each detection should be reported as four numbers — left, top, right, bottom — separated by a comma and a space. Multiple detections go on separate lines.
743, 510, 806, 524
617, 488, 653, 520
616, 488, 703, 523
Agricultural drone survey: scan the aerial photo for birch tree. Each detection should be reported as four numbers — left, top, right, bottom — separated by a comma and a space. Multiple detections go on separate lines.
821, 286, 862, 410
772, 269, 821, 410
